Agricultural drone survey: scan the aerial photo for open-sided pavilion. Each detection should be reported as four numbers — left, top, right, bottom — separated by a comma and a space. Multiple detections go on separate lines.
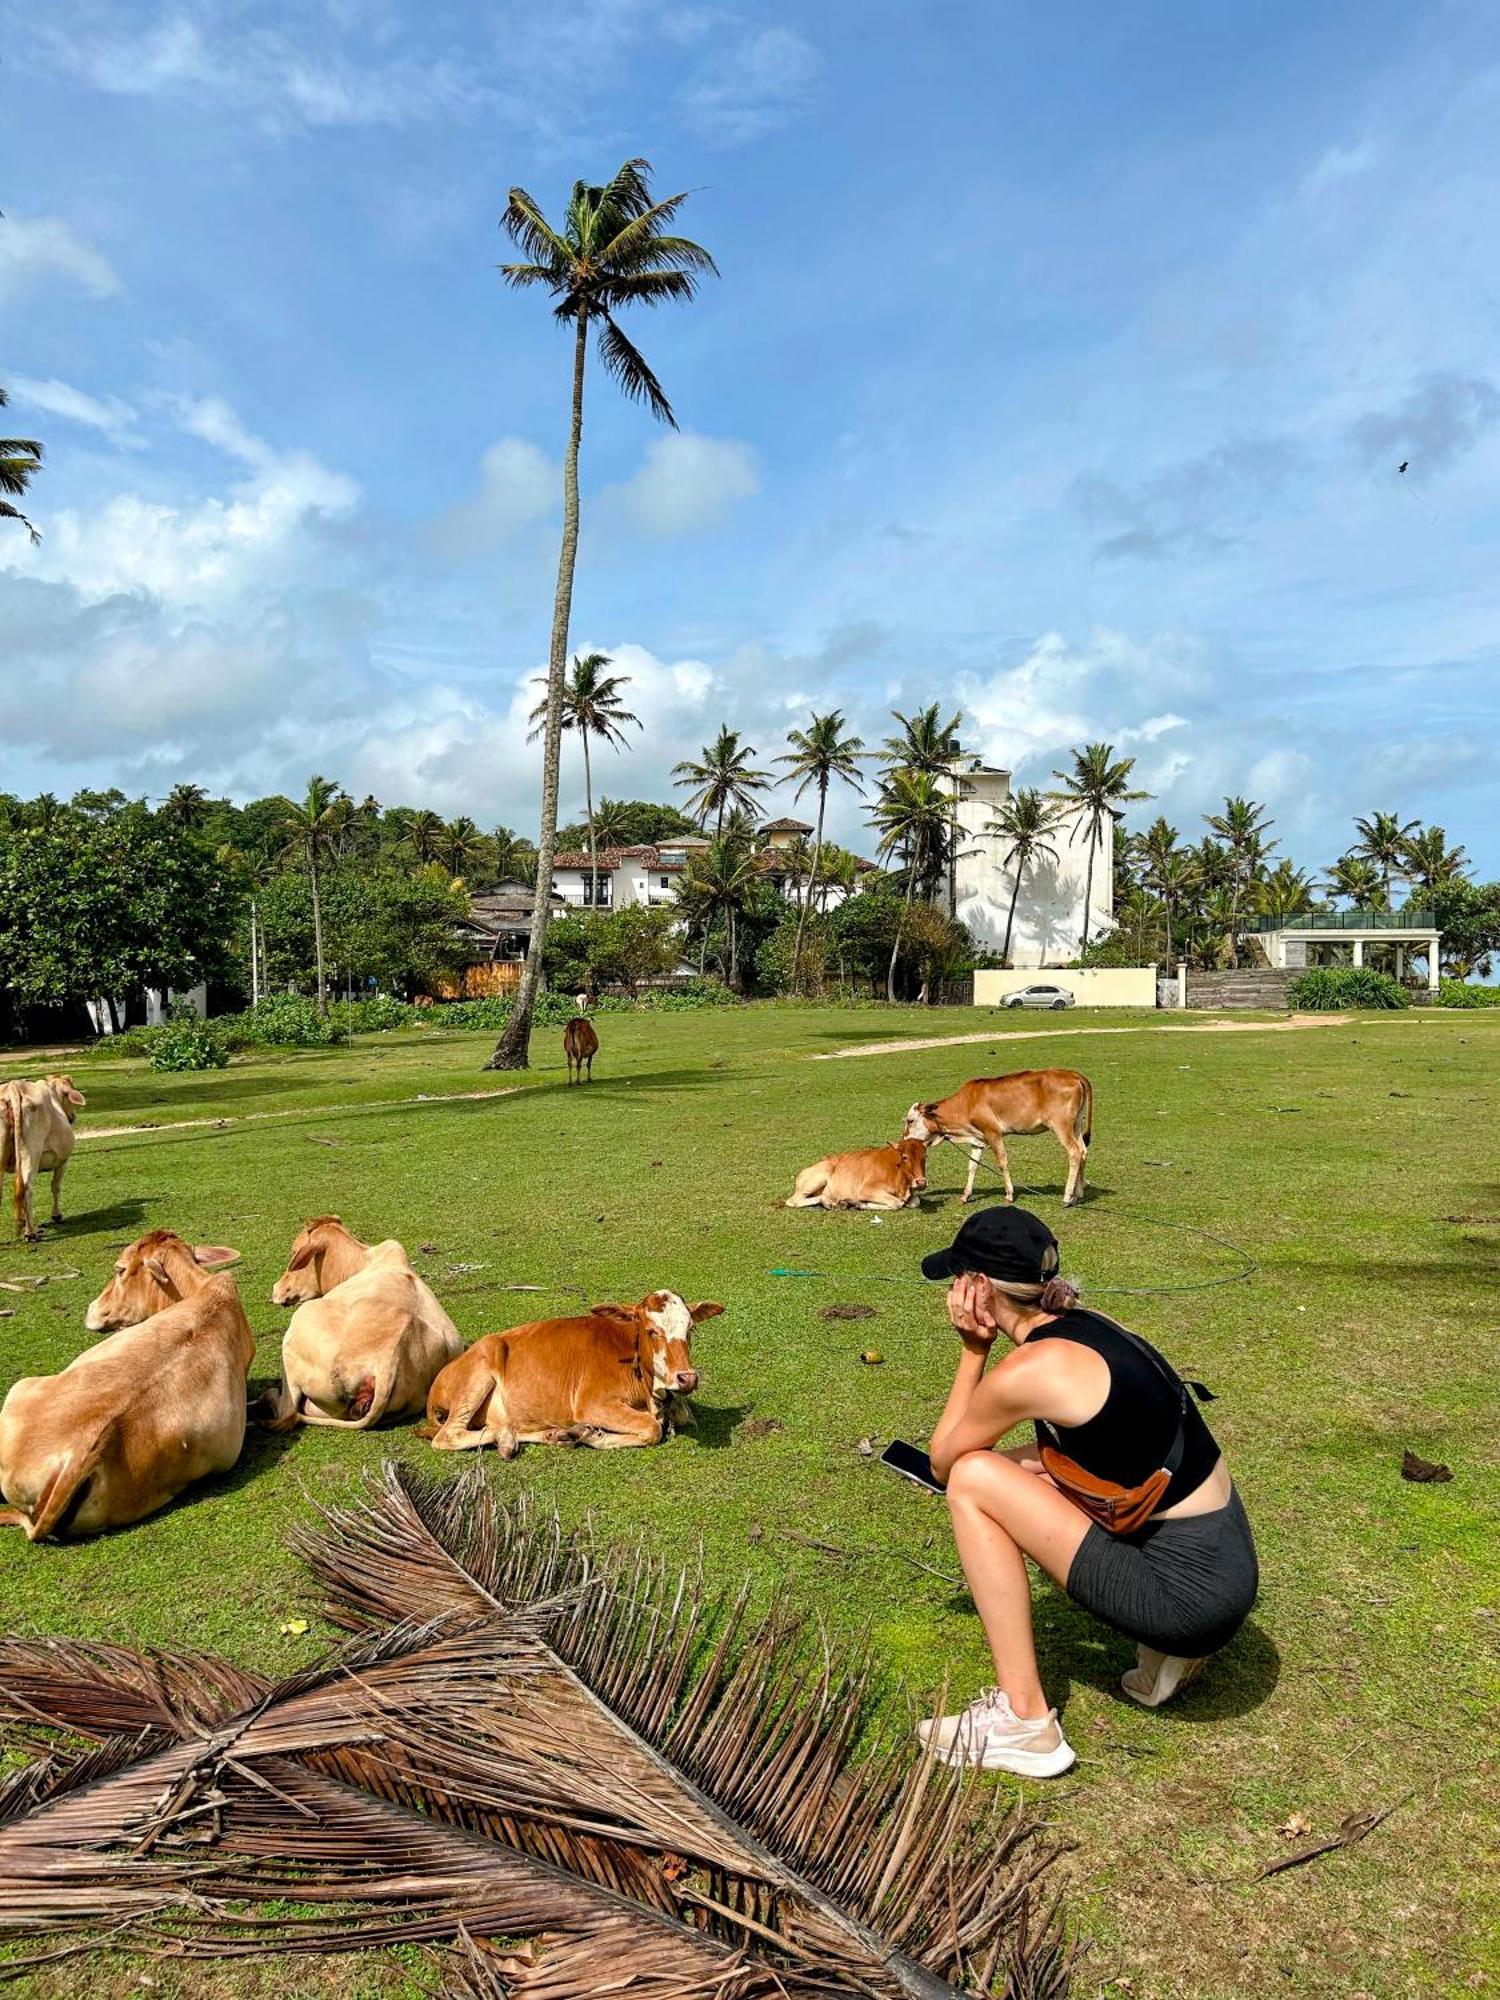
1248, 907, 1442, 989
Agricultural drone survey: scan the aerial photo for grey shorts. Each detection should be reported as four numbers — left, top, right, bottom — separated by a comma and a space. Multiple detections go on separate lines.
1064, 1485, 1259, 1656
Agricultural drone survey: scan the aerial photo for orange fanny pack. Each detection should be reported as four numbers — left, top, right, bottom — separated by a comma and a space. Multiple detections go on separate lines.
1036, 1446, 1173, 1535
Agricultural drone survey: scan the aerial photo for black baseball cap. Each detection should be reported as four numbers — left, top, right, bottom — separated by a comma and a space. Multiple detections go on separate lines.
920, 1205, 1061, 1285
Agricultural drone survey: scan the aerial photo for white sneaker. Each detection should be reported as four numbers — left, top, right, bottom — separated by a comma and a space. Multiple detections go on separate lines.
916, 1687, 1076, 1778
1119, 1646, 1208, 1708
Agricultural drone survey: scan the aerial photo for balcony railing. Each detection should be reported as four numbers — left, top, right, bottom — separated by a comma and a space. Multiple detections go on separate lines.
1245, 906, 1435, 933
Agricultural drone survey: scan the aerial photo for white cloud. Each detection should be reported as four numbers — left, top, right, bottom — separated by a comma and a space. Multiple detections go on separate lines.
1299, 139, 1380, 201
430, 439, 557, 561
602, 432, 760, 537
678, 25, 821, 143
5, 375, 140, 448
0, 213, 119, 304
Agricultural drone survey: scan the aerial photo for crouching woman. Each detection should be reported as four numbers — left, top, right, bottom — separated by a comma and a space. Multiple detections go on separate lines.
918, 1206, 1258, 1779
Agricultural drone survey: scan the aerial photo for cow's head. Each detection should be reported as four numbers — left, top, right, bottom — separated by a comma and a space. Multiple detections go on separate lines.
896, 1137, 929, 1189
86, 1230, 240, 1332
271, 1215, 369, 1306
47, 1075, 86, 1120
592, 1292, 722, 1397
902, 1102, 943, 1145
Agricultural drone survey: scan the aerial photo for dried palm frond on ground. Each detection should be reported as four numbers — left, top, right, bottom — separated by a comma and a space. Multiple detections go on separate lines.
0, 1465, 1077, 1998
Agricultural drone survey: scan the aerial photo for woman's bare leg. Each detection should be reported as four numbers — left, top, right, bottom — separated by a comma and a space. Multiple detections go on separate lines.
945, 1450, 1093, 1718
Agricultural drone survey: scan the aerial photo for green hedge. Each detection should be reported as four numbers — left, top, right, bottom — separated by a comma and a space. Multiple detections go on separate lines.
1435, 979, 1500, 1008
1287, 966, 1410, 1011
146, 1016, 230, 1072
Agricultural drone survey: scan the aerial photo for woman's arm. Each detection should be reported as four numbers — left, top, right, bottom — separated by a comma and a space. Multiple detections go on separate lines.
928, 1276, 1046, 1484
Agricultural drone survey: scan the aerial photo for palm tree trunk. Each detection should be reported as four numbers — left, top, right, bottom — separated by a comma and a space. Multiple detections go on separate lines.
582, 727, 598, 906
887, 837, 919, 1003
1001, 850, 1025, 966
488, 313, 587, 1070
250, 900, 260, 1007
310, 853, 327, 1013
790, 779, 826, 994
1080, 820, 1097, 954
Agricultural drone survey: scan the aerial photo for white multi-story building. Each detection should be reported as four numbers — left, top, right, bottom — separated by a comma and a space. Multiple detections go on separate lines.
953, 763, 1113, 966
550, 839, 709, 910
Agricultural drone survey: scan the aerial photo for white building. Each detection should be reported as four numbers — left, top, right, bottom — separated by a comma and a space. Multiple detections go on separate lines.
953, 764, 1113, 967
550, 839, 708, 910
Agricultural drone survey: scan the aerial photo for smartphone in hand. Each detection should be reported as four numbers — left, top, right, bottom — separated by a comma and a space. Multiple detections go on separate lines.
880, 1439, 944, 1494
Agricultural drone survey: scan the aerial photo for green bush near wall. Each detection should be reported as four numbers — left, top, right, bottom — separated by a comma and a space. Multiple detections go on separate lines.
1287, 966, 1410, 1010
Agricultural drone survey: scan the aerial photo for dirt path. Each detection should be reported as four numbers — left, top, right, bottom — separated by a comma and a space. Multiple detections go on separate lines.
78, 1085, 523, 1142
815, 1015, 1357, 1060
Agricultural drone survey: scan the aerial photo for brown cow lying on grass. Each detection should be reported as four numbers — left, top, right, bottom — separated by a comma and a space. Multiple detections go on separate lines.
85, 1230, 241, 1332
786, 1138, 929, 1210
261, 1216, 463, 1430
418, 1292, 723, 1456
0, 1270, 256, 1540
903, 1069, 1093, 1206
1, 1075, 86, 1242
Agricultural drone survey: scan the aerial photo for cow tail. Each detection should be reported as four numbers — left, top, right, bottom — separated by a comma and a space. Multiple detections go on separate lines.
25, 1420, 115, 1541
1080, 1075, 1093, 1150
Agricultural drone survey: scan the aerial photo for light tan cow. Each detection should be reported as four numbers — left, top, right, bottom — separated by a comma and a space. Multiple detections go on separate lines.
1, 1075, 86, 1242
786, 1138, 929, 1211
0, 1273, 256, 1540
903, 1069, 1094, 1207
262, 1216, 463, 1429
85, 1229, 241, 1333
419, 1292, 722, 1456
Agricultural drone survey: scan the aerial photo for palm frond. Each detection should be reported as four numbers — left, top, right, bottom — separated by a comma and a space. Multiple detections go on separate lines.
500, 260, 568, 292
501, 188, 575, 270
598, 269, 702, 310
597, 315, 676, 426
296, 1465, 1076, 1998
0, 499, 41, 543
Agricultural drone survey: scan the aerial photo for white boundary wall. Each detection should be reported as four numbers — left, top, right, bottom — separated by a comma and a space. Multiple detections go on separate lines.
973, 967, 1159, 1009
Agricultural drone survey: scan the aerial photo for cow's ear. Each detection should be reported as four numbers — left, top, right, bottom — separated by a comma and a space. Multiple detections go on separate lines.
589, 1302, 635, 1326
689, 1301, 725, 1322
145, 1255, 173, 1288
193, 1245, 240, 1269
287, 1241, 317, 1272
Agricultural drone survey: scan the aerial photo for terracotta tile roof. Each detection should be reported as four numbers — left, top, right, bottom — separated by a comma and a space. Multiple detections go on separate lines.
760, 816, 814, 834
551, 844, 686, 873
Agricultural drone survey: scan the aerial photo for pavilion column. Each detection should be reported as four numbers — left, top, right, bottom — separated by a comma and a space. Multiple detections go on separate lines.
1394, 944, 1405, 983
1428, 941, 1440, 991
1351, 938, 1364, 968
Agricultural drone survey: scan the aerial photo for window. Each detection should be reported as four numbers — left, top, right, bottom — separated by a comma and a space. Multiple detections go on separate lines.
659, 875, 670, 889
583, 871, 612, 908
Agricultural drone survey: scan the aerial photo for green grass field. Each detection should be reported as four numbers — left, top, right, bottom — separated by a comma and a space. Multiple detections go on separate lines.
2, 1004, 1497, 1999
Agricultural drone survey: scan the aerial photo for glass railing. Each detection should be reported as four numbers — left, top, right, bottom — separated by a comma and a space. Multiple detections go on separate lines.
1245, 907, 1435, 932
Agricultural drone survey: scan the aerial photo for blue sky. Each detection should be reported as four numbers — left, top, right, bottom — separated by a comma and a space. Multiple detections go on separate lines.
3, 0, 1498, 873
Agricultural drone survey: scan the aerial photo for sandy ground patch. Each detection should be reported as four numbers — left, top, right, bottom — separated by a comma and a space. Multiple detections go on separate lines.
814, 1014, 1356, 1059
78, 1085, 522, 1142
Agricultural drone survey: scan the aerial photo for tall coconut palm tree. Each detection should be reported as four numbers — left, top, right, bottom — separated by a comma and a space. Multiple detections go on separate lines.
1401, 825, 1470, 893
491, 825, 537, 886
880, 704, 962, 910
870, 770, 951, 1002
1352, 812, 1421, 904
985, 787, 1063, 966
274, 775, 345, 1012
444, 815, 488, 880
0, 385, 43, 544
162, 782, 211, 830
1255, 860, 1318, 922
486, 159, 716, 1072
1322, 855, 1388, 910
529, 652, 641, 898
1147, 849, 1198, 973
590, 798, 636, 850
405, 809, 447, 867
777, 710, 866, 990
673, 726, 771, 835
682, 832, 757, 987
1050, 743, 1151, 953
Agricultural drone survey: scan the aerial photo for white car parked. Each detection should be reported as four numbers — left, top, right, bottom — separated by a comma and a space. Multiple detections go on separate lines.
1002, 983, 1076, 1011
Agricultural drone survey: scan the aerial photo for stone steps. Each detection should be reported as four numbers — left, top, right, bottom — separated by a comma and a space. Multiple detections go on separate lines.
1185, 970, 1296, 1010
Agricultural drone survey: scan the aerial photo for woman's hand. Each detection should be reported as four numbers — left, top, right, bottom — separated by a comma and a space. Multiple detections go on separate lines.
946, 1272, 999, 1347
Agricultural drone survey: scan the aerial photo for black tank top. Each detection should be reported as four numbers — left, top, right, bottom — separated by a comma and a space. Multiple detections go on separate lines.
1027, 1308, 1219, 1509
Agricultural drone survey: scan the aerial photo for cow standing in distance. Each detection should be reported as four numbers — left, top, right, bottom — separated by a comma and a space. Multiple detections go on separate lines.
562, 997, 599, 1086
787, 1138, 929, 1211
1, 1075, 86, 1242
262, 1215, 463, 1430
0, 1270, 256, 1540
419, 1292, 722, 1455
903, 1069, 1094, 1207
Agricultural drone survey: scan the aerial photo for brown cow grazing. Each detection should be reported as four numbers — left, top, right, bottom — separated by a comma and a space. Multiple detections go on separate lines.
85, 1230, 241, 1333
562, 1002, 599, 1085
903, 1069, 1093, 1207
0, 1273, 256, 1540
787, 1138, 929, 1211
262, 1216, 463, 1430
1, 1075, 86, 1242
419, 1292, 723, 1456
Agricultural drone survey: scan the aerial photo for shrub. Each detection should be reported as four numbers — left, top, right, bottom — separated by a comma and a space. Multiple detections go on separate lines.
241, 993, 337, 1046
1287, 966, 1410, 1011
146, 1015, 230, 1071
326, 994, 427, 1036
1436, 979, 1500, 1008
